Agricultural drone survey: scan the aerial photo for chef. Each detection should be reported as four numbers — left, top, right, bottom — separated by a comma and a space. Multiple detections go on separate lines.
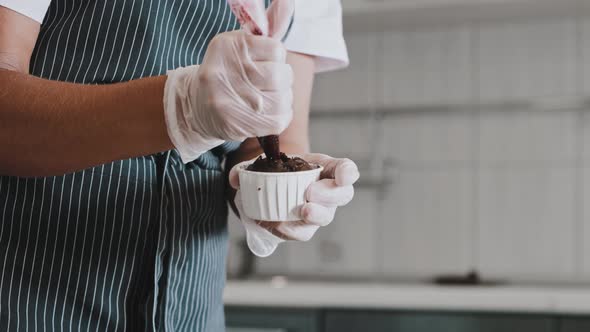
0, 0, 358, 330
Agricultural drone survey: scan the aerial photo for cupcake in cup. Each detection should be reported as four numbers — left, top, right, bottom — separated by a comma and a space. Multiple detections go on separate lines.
236, 153, 322, 222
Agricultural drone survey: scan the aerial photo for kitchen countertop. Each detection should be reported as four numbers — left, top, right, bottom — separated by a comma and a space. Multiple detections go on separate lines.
224, 280, 590, 314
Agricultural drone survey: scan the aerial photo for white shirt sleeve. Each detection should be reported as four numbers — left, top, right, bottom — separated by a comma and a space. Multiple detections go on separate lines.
283, 0, 349, 73
0, 0, 349, 72
0, 0, 51, 23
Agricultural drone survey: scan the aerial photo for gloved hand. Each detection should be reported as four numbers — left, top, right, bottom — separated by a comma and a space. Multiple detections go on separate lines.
163, 30, 294, 163
229, 153, 360, 257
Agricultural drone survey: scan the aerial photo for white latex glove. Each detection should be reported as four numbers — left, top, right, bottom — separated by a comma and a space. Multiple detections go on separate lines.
229, 153, 360, 257
163, 30, 294, 163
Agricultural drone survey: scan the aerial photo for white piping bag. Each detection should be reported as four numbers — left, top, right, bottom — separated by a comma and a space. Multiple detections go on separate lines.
228, 0, 296, 257
228, 0, 295, 39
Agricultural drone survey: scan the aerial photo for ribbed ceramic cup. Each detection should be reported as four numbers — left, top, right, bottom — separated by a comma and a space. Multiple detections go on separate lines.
237, 160, 322, 222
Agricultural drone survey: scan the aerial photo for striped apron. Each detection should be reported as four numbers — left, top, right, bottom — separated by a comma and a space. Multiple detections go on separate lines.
0, 0, 265, 330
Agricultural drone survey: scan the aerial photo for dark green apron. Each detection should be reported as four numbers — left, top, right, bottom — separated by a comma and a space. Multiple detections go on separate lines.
0, 0, 261, 330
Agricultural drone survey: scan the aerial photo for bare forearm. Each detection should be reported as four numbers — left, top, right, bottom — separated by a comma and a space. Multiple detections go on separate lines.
0, 70, 172, 177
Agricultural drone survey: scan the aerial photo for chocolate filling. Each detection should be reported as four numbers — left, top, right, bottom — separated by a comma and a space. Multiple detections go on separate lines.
246, 153, 318, 173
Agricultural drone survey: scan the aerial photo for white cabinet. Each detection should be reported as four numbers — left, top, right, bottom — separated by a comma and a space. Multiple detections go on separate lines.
311, 32, 377, 112
381, 27, 473, 107
477, 19, 577, 102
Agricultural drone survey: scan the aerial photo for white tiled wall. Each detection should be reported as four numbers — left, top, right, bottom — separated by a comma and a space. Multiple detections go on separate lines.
381, 168, 474, 277
582, 112, 590, 163
311, 33, 378, 111
478, 110, 577, 164
382, 112, 475, 164
580, 18, 590, 97
581, 112, 590, 277
477, 168, 576, 279
583, 166, 590, 277
248, 16, 590, 283
310, 117, 375, 158
381, 27, 473, 107
285, 189, 379, 277
477, 19, 577, 102
477, 109, 579, 280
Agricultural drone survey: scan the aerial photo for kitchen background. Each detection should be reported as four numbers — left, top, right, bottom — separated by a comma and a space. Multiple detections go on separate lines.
224, 1, 590, 331
229, 0, 590, 284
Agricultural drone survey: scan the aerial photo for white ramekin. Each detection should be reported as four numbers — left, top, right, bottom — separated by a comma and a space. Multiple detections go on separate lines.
237, 159, 322, 222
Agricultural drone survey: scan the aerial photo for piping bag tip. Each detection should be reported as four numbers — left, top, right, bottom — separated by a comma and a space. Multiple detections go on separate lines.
228, 0, 295, 161
228, 0, 269, 36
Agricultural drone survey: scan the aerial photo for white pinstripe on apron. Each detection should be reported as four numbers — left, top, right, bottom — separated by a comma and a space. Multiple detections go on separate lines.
0, 0, 265, 330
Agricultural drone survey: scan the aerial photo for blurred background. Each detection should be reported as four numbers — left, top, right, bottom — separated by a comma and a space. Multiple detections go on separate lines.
225, 0, 590, 331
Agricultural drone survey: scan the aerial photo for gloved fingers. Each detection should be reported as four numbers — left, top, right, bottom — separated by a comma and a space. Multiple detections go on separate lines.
261, 88, 293, 116
225, 96, 292, 139
333, 158, 361, 186
246, 61, 293, 91
239, 90, 292, 137
236, 89, 265, 116
197, 61, 264, 117
301, 203, 336, 227
244, 33, 287, 62
236, 79, 292, 115
305, 178, 354, 207
259, 220, 319, 242
302, 153, 360, 186
222, 78, 293, 141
